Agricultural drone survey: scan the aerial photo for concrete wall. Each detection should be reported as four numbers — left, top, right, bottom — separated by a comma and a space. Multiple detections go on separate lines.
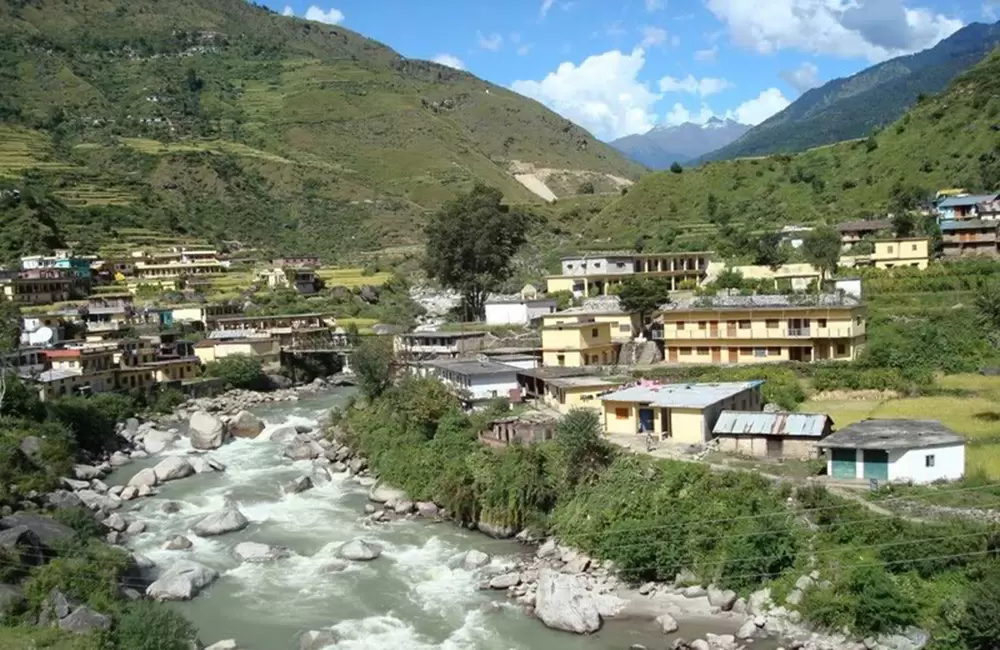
717, 436, 817, 459
544, 385, 607, 415
485, 300, 557, 325
825, 443, 965, 483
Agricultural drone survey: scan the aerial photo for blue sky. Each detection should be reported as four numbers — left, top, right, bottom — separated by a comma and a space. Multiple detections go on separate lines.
267, 0, 995, 141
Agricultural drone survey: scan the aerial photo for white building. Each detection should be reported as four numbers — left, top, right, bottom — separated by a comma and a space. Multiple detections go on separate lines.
817, 419, 966, 484
485, 295, 558, 325
421, 359, 520, 406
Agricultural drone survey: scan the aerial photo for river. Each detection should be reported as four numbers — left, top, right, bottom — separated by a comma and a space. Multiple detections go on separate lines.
110, 389, 777, 650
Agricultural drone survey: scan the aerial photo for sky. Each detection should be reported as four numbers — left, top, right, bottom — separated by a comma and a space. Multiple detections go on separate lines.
266, 0, 995, 141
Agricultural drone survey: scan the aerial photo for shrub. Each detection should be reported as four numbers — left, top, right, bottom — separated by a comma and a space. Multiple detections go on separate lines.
151, 388, 186, 414
555, 409, 612, 489
577, 181, 595, 194
203, 355, 267, 391
46, 394, 137, 456
670, 161, 683, 173
958, 562, 1000, 650
352, 337, 395, 400
23, 542, 131, 615
115, 601, 198, 650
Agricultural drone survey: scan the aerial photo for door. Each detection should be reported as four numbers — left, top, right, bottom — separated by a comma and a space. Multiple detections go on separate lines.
711, 347, 722, 363
726, 321, 737, 337
638, 408, 655, 434
863, 449, 889, 481
668, 347, 678, 362
728, 348, 738, 363
831, 448, 856, 479
766, 438, 784, 458
661, 409, 671, 438
709, 320, 719, 337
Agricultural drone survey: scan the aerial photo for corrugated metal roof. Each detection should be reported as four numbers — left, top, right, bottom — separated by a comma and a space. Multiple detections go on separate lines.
940, 219, 998, 231
712, 410, 831, 437
938, 194, 999, 208
601, 381, 763, 409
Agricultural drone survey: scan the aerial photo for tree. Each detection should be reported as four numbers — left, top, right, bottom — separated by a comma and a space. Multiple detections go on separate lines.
424, 184, 532, 320
577, 181, 595, 195
801, 226, 841, 284
891, 211, 916, 238
865, 135, 879, 153
753, 231, 789, 270
714, 268, 745, 290
555, 409, 611, 489
353, 336, 395, 400
0, 300, 21, 414
203, 355, 266, 390
958, 563, 1000, 650
670, 161, 683, 173
618, 276, 671, 333
975, 282, 1000, 346
116, 601, 199, 650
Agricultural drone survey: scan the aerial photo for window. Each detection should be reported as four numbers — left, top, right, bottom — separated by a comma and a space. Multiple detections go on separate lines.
619, 323, 631, 332
594, 262, 602, 268
677, 321, 685, 330
581, 394, 593, 401
887, 245, 894, 254
754, 348, 766, 357
557, 354, 565, 366
818, 318, 827, 328
765, 319, 779, 329
679, 347, 692, 356
856, 316, 863, 325
767, 347, 782, 356
740, 347, 752, 356
925, 455, 935, 468
738, 320, 751, 329
837, 343, 847, 356
698, 321, 707, 330
615, 262, 626, 268
696, 347, 710, 355
615, 408, 629, 420
591, 328, 599, 338
911, 244, 918, 251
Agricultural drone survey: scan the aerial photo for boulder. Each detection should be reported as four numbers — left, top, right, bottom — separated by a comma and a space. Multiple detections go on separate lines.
46, 490, 82, 510
39, 589, 75, 625
126, 521, 146, 535
534, 568, 602, 634
206, 457, 227, 472
416, 502, 439, 517
19, 436, 43, 465
348, 457, 367, 475
233, 542, 289, 563
317, 559, 349, 574
268, 426, 298, 445
125, 418, 140, 434
785, 589, 803, 606
59, 606, 111, 634
136, 484, 153, 498
392, 500, 414, 515
142, 429, 177, 455
337, 539, 381, 561
268, 373, 293, 390
705, 633, 736, 650
564, 554, 591, 574
205, 641, 239, 650
130, 450, 149, 459
153, 456, 195, 483
330, 462, 348, 474
300, 630, 338, 650
638, 582, 655, 596
229, 411, 265, 439
283, 476, 313, 494
146, 560, 218, 601
103, 513, 127, 532
795, 574, 815, 592
0, 526, 45, 567
368, 483, 407, 504
191, 508, 249, 537
707, 586, 738, 611
489, 572, 521, 589
0, 584, 25, 620
674, 569, 698, 586
537, 538, 559, 559
736, 619, 758, 640
107, 485, 124, 497
90, 479, 109, 494
61, 477, 90, 491
128, 468, 158, 489
164, 535, 193, 551
0, 513, 75, 548
131, 553, 155, 572
188, 412, 229, 450
109, 452, 132, 468
689, 640, 710, 650
656, 613, 679, 634
283, 441, 321, 461
682, 586, 707, 598
747, 588, 772, 616
458, 549, 492, 570
72, 464, 102, 480
477, 519, 517, 539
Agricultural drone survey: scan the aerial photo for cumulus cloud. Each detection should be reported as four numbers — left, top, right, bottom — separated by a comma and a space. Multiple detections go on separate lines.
639, 26, 669, 48
728, 88, 791, 125
705, 0, 963, 62
694, 45, 719, 63
664, 102, 718, 126
780, 61, 821, 94
511, 49, 661, 140
659, 74, 732, 96
433, 54, 465, 70
645, 0, 666, 10
282, 6, 294, 16
477, 31, 503, 51
986, 2, 1000, 20
540, 0, 555, 18
303, 6, 345, 25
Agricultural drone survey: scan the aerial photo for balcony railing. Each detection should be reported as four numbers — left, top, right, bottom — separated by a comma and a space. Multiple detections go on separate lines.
652, 327, 859, 341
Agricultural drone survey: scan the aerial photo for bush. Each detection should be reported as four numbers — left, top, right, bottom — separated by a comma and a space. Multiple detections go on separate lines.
958, 562, 1000, 650
151, 388, 186, 414
352, 337, 395, 400
203, 355, 267, 391
577, 181, 595, 194
46, 394, 137, 456
670, 161, 683, 173
115, 601, 198, 650
23, 542, 131, 615
801, 566, 918, 636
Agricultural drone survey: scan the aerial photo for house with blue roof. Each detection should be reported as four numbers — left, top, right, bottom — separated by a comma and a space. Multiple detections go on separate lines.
940, 219, 999, 258
936, 193, 999, 222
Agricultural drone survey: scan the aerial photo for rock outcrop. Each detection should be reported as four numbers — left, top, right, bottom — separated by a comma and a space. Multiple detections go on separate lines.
336, 539, 381, 561
534, 569, 602, 634
229, 410, 265, 439
189, 411, 229, 450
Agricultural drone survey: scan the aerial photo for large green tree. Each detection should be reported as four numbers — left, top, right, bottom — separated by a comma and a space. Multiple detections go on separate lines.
352, 336, 395, 400
423, 184, 532, 320
753, 231, 790, 270
801, 225, 842, 285
0, 300, 22, 415
617, 276, 671, 333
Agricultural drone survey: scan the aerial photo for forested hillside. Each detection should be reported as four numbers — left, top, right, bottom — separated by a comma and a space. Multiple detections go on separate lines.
0, 0, 642, 261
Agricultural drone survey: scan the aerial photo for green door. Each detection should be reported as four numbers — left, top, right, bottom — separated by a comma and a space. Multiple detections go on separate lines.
831, 448, 856, 479
863, 449, 889, 481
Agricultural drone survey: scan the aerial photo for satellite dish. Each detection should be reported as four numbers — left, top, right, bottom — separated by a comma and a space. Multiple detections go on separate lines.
29, 327, 54, 346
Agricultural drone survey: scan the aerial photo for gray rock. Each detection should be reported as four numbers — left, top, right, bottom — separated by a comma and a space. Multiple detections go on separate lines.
416, 502, 439, 517
76, 489, 121, 511
459, 549, 492, 570
268, 373, 293, 390
318, 559, 349, 573
674, 569, 698, 586
299, 629, 338, 650
72, 464, 102, 480
90, 479, 109, 494
103, 513, 127, 532
656, 613, 679, 633
268, 426, 298, 445
0, 526, 44, 568
46, 490, 83, 510
284, 476, 313, 494
689, 641, 710, 650
128, 468, 158, 489
731, 598, 747, 614
205, 641, 239, 650
61, 477, 90, 491
705, 633, 736, 649
164, 535, 193, 550
192, 508, 249, 537
330, 461, 348, 473
785, 589, 803, 606
229, 411, 265, 439
142, 429, 177, 455
795, 575, 815, 592
153, 456, 195, 483
736, 619, 758, 640
107, 484, 124, 497
0, 513, 75, 548
537, 538, 559, 559
130, 450, 149, 459
0, 584, 25, 620
126, 521, 146, 535
477, 519, 517, 539
364, 504, 376, 514
41, 589, 75, 622
59, 605, 111, 634
283, 441, 321, 461
638, 582, 655, 595
19, 436, 43, 465
146, 559, 218, 601
337, 539, 381, 561
206, 457, 226, 472
125, 418, 140, 434
747, 587, 773, 616
368, 483, 406, 504
233, 542, 289, 563
708, 586, 738, 611
348, 457, 367, 474
682, 585, 707, 598
131, 553, 155, 572
392, 500, 414, 515
136, 484, 153, 498
189, 412, 229, 450
489, 572, 521, 589
534, 569, 602, 634
163, 501, 183, 514
564, 554, 591, 574
109, 452, 132, 468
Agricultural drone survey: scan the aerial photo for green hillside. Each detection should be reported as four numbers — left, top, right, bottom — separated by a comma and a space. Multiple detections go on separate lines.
594, 47, 1000, 253
0, 0, 642, 262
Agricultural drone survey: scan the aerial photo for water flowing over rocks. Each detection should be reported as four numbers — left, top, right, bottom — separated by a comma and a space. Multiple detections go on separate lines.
228, 410, 265, 439
233, 542, 290, 563
189, 411, 230, 450
191, 508, 249, 537
146, 559, 219, 601
336, 538, 381, 561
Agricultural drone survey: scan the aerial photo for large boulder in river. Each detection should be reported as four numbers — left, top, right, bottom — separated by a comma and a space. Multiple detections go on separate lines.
283, 476, 313, 494
233, 542, 289, 563
299, 630, 338, 650
367, 483, 406, 504
476, 519, 517, 539
229, 411, 265, 439
534, 569, 602, 634
336, 539, 381, 561
142, 429, 177, 455
128, 468, 158, 489
267, 426, 298, 445
191, 508, 249, 537
146, 559, 218, 601
153, 456, 195, 483
283, 439, 323, 461
189, 411, 229, 450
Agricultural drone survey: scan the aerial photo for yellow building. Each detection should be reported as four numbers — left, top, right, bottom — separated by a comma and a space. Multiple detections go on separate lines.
546, 251, 712, 297
171, 303, 243, 326
134, 260, 225, 280
114, 366, 157, 392
141, 357, 201, 383
601, 381, 764, 443
541, 296, 640, 342
32, 368, 116, 401
541, 320, 617, 367
840, 237, 931, 270
543, 376, 621, 415
707, 262, 821, 292
194, 338, 281, 365
655, 293, 866, 364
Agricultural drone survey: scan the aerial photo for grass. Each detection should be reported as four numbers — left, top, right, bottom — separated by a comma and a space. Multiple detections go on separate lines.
0, 126, 77, 177
316, 268, 392, 287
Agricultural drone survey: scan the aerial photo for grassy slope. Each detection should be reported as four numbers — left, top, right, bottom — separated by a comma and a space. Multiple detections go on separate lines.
0, 0, 642, 259
595, 48, 1000, 251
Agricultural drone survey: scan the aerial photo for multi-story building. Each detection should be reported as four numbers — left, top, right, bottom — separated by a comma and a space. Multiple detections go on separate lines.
194, 338, 281, 365
171, 303, 242, 327
0, 269, 76, 305
541, 320, 617, 367
394, 331, 486, 359
141, 357, 201, 384
936, 193, 999, 221
840, 237, 931, 270
485, 286, 558, 325
707, 262, 821, 292
546, 251, 712, 297
940, 220, 999, 258
653, 293, 866, 364
21, 249, 94, 279
541, 296, 639, 342
134, 260, 226, 281
273, 255, 320, 268
836, 219, 891, 251
542, 375, 621, 415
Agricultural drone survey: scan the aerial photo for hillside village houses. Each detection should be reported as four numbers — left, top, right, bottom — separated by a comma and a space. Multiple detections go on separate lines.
546, 250, 711, 297
484, 284, 558, 326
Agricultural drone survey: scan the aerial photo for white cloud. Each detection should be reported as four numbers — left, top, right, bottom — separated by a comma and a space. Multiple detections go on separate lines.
664, 102, 718, 126
478, 31, 503, 51
645, 0, 666, 10
780, 61, 821, 94
518, 44, 534, 56
303, 5, 345, 25
511, 49, 661, 140
986, 1, 1000, 20
727, 88, 790, 125
659, 74, 732, 96
694, 45, 719, 63
639, 26, 669, 48
433, 54, 465, 70
540, 0, 555, 19
282, 6, 294, 17
705, 0, 963, 62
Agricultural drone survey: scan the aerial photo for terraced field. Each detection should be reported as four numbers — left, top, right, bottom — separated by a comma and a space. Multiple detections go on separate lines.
0, 126, 76, 177
316, 267, 392, 288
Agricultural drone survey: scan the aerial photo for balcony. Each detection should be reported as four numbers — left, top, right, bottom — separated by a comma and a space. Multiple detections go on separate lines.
652, 327, 859, 341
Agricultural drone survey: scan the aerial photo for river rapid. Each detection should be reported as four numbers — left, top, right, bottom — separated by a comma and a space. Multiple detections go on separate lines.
110, 389, 777, 650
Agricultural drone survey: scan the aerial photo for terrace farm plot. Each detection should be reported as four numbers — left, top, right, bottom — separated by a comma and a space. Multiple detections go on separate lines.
316, 268, 391, 288
0, 126, 77, 177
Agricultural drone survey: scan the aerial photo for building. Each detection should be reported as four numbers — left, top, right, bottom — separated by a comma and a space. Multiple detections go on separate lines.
420, 358, 520, 406
840, 237, 931, 270
273, 255, 320, 268
45, 347, 116, 375
171, 303, 242, 326
542, 296, 640, 343
479, 412, 557, 447
115, 339, 158, 367
1, 269, 75, 305
541, 320, 617, 367
480, 348, 542, 370
940, 220, 998, 258
20, 314, 66, 346
193, 338, 281, 365
601, 381, 764, 444
21, 250, 94, 279
30, 368, 114, 400
837, 220, 891, 250
936, 194, 999, 221
484, 286, 558, 325
114, 366, 157, 393
653, 293, 866, 364
546, 251, 711, 297
707, 262, 821, 292
258, 267, 319, 295
711, 411, 832, 460
817, 419, 966, 484
134, 260, 226, 281
543, 375, 621, 415
779, 225, 813, 249
141, 357, 201, 384
394, 331, 487, 359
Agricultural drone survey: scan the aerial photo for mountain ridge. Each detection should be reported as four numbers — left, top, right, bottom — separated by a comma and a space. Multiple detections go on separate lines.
610, 118, 750, 169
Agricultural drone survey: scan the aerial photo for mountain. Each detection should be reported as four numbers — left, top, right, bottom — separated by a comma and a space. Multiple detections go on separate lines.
610, 118, 750, 169
578, 46, 1000, 254
704, 21, 1000, 162
0, 0, 642, 261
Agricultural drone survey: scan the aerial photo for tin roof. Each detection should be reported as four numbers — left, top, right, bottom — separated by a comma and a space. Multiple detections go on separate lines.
937, 194, 998, 208
712, 411, 831, 437
658, 293, 861, 313
836, 219, 891, 233
424, 358, 520, 377
601, 381, 763, 409
816, 419, 964, 450
546, 376, 621, 389
940, 219, 997, 231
